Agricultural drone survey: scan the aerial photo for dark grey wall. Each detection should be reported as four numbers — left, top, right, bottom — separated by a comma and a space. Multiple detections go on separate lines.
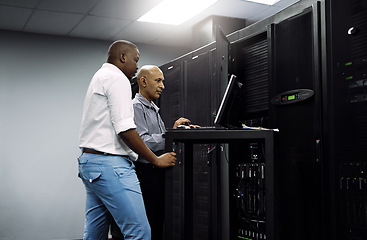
0, 30, 189, 240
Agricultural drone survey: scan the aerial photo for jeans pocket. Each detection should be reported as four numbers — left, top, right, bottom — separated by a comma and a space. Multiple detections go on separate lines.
113, 161, 141, 194
78, 155, 88, 164
80, 166, 102, 183
113, 166, 129, 179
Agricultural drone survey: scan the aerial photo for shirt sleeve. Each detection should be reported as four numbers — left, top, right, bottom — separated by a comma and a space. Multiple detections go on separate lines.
133, 102, 165, 152
106, 77, 136, 134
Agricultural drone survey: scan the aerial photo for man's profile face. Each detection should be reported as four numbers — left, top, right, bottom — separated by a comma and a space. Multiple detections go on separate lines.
144, 68, 165, 102
123, 47, 140, 80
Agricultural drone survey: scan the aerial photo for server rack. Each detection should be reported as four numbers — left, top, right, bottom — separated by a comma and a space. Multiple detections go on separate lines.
267, 4, 324, 240
159, 0, 367, 239
324, 0, 367, 239
229, 31, 269, 127
158, 60, 185, 128
164, 129, 276, 240
228, 140, 272, 240
159, 48, 218, 128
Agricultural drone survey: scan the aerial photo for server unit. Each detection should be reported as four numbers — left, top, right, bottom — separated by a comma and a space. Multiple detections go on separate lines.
267, 4, 324, 240
160, 40, 224, 240
229, 31, 269, 128
325, 0, 367, 239
185, 51, 215, 126
159, 60, 184, 128
228, 141, 269, 240
164, 142, 219, 240
226, 30, 273, 240
159, 48, 219, 127
164, 130, 276, 240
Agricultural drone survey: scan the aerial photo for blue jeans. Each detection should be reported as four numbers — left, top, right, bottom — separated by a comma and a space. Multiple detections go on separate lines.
78, 152, 151, 240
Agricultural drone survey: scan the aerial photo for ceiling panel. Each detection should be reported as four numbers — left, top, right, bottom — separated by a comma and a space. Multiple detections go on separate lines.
0, 6, 32, 31
273, 0, 300, 7
24, 10, 83, 35
152, 27, 193, 48
113, 21, 176, 45
246, 0, 299, 22
200, 0, 270, 20
37, 0, 99, 14
0, 0, 39, 8
70, 15, 130, 40
89, 0, 162, 20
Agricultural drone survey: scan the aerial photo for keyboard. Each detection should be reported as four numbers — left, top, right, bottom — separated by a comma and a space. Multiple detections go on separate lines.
174, 125, 219, 130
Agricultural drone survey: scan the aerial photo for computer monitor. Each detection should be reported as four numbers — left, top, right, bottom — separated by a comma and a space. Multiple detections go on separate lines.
214, 74, 244, 129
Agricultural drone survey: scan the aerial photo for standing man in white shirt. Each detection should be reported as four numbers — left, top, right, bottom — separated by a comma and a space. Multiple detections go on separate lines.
78, 40, 177, 240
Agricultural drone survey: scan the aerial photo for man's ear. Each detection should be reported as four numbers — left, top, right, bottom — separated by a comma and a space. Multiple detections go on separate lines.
139, 76, 147, 87
120, 53, 126, 63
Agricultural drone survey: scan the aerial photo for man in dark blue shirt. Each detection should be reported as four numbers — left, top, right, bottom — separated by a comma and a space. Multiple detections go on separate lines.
133, 65, 192, 240
110, 65, 192, 240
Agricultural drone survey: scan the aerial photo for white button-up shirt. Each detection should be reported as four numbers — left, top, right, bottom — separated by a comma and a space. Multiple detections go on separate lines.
78, 63, 138, 161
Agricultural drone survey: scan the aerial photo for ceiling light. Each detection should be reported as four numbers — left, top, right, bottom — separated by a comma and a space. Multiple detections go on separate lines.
138, 0, 218, 25
245, 0, 280, 5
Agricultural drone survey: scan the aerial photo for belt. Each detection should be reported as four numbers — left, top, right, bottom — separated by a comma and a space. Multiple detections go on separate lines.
82, 148, 127, 157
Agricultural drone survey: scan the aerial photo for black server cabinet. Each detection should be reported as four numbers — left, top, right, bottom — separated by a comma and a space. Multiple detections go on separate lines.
268, 4, 323, 240
160, 38, 224, 240
228, 140, 272, 240
185, 51, 215, 126
227, 31, 273, 240
325, 0, 367, 239
159, 49, 219, 128
163, 141, 218, 240
159, 61, 185, 128
164, 130, 276, 240
229, 31, 269, 127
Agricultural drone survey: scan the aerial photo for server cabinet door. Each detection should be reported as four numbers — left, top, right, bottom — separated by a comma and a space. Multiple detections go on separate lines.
268, 4, 323, 240
185, 52, 213, 126
160, 61, 185, 128
326, 0, 367, 239
214, 26, 230, 123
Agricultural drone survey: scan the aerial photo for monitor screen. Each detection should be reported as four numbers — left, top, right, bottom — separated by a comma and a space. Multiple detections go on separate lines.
214, 74, 244, 128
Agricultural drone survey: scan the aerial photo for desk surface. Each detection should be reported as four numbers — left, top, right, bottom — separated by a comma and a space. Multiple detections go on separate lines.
165, 128, 275, 142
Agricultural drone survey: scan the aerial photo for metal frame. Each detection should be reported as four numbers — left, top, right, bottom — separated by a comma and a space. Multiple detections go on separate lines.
164, 129, 275, 240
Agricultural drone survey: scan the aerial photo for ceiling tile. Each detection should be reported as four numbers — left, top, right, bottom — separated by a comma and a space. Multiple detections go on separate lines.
0, 6, 32, 31
246, 0, 300, 20
0, 0, 39, 8
112, 21, 175, 44
89, 0, 162, 20
70, 15, 130, 40
274, 0, 300, 8
151, 27, 193, 48
24, 10, 83, 35
176, 0, 262, 28
37, 0, 99, 14
211, 0, 274, 19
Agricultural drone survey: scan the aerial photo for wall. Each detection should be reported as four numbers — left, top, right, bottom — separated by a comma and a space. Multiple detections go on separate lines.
0, 30, 189, 240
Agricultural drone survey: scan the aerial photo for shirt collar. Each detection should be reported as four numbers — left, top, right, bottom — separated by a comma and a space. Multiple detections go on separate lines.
101, 63, 126, 76
135, 93, 160, 112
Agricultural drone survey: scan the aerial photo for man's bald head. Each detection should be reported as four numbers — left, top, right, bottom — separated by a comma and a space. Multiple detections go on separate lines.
107, 40, 138, 63
136, 65, 162, 85
106, 40, 140, 80
137, 65, 165, 102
